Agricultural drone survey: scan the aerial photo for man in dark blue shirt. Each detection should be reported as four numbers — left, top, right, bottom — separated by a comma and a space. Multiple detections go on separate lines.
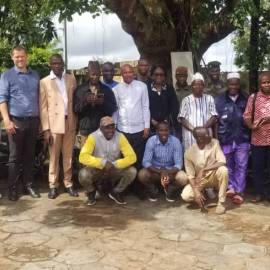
0, 45, 40, 201
215, 73, 250, 204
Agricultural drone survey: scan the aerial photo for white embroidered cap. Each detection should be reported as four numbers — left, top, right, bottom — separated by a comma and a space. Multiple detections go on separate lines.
191, 72, 204, 83
227, 72, 240, 80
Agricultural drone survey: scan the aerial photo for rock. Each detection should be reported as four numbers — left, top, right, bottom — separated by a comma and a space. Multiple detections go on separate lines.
222, 243, 266, 258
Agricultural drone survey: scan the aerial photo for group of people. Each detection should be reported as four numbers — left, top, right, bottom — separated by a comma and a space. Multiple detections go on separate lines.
1, 46, 270, 216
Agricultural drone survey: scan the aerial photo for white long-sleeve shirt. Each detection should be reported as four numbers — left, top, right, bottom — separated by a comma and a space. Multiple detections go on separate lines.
113, 80, 150, 134
50, 71, 68, 115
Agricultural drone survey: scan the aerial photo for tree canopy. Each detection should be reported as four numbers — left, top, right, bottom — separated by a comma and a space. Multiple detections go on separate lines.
233, 0, 270, 70
1, 0, 269, 75
0, 0, 240, 66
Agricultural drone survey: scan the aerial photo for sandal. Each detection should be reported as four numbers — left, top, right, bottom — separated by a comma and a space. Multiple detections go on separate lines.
232, 194, 244, 205
226, 189, 235, 198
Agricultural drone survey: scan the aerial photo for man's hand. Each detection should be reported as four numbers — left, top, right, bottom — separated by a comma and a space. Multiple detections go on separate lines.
194, 189, 206, 208
44, 130, 53, 146
259, 117, 270, 126
103, 161, 115, 172
197, 169, 206, 180
95, 95, 104, 105
161, 170, 170, 187
142, 128, 150, 139
3, 119, 18, 135
86, 93, 96, 105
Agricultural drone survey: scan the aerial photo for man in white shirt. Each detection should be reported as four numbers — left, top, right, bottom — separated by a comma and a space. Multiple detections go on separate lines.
113, 64, 150, 168
40, 54, 78, 199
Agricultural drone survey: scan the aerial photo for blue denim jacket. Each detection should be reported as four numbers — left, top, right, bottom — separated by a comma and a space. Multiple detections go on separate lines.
215, 91, 250, 145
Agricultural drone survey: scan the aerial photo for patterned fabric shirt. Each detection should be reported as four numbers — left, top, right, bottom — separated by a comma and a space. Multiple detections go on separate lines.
243, 91, 270, 146
142, 135, 183, 170
178, 94, 218, 150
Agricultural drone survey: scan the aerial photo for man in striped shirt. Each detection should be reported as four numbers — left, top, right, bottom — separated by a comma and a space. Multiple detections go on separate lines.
178, 72, 218, 151
138, 121, 188, 202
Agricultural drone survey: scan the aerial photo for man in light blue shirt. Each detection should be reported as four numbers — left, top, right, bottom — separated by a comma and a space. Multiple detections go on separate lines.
138, 121, 188, 202
0, 45, 40, 201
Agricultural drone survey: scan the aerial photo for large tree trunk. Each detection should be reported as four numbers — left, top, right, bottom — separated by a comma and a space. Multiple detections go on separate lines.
104, 0, 239, 71
249, 0, 260, 93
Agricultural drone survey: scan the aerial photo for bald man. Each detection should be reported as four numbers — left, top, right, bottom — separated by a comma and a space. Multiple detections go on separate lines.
181, 127, 228, 215
113, 64, 150, 170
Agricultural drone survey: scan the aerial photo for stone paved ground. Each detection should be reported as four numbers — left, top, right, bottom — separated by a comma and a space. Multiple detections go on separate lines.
1, 188, 270, 270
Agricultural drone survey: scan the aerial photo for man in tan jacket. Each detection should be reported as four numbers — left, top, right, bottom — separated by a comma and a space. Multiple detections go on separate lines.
40, 54, 78, 199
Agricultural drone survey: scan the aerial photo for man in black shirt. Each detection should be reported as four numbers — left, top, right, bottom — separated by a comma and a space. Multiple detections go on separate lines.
73, 61, 117, 147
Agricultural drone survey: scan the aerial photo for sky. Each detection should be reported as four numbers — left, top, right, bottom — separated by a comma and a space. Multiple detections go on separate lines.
55, 12, 238, 71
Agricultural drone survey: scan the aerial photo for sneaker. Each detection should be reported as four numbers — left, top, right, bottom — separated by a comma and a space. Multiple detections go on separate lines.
205, 188, 216, 199
109, 191, 127, 205
86, 191, 96, 206
215, 202, 226, 215
148, 187, 158, 202
165, 195, 176, 203
165, 185, 176, 202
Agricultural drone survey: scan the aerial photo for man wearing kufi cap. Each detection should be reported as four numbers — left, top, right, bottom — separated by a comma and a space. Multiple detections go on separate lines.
215, 72, 250, 204
205, 61, 226, 97
178, 72, 218, 150
73, 61, 117, 148
175, 66, 192, 104
79, 116, 137, 205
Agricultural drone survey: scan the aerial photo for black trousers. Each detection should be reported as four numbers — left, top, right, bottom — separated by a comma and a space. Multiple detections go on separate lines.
8, 116, 39, 189
123, 131, 146, 170
123, 131, 146, 196
251, 145, 270, 196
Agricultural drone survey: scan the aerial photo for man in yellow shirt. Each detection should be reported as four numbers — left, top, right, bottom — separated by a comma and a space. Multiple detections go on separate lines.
79, 116, 137, 205
181, 127, 228, 214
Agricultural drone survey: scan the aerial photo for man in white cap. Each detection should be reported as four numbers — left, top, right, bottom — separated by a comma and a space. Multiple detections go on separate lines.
215, 72, 249, 204
178, 72, 218, 150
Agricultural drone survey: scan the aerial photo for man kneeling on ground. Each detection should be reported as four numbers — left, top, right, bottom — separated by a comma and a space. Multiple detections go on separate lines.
181, 127, 228, 214
138, 121, 188, 202
79, 116, 137, 205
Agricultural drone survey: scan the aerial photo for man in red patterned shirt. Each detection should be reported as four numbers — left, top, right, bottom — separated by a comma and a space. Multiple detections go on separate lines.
243, 72, 270, 202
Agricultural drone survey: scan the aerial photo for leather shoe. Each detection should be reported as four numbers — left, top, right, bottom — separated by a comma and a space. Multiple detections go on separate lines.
66, 186, 79, 197
25, 187, 41, 198
8, 189, 18, 201
48, 188, 58, 199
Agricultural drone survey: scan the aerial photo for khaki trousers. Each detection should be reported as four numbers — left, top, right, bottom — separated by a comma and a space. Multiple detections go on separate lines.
48, 129, 76, 188
181, 166, 228, 203
79, 166, 137, 193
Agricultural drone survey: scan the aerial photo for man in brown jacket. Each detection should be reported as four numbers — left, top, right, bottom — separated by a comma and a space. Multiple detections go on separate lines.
40, 54, 78, 199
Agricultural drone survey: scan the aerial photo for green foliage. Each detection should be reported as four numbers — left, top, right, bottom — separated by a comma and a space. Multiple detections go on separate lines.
232, 0, 270, 70
0, 39, 13, 72
0, 41, 60, 78
28, 44, 61, 78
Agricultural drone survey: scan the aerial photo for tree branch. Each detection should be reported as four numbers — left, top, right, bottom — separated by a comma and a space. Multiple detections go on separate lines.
197, 0, 240, 58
